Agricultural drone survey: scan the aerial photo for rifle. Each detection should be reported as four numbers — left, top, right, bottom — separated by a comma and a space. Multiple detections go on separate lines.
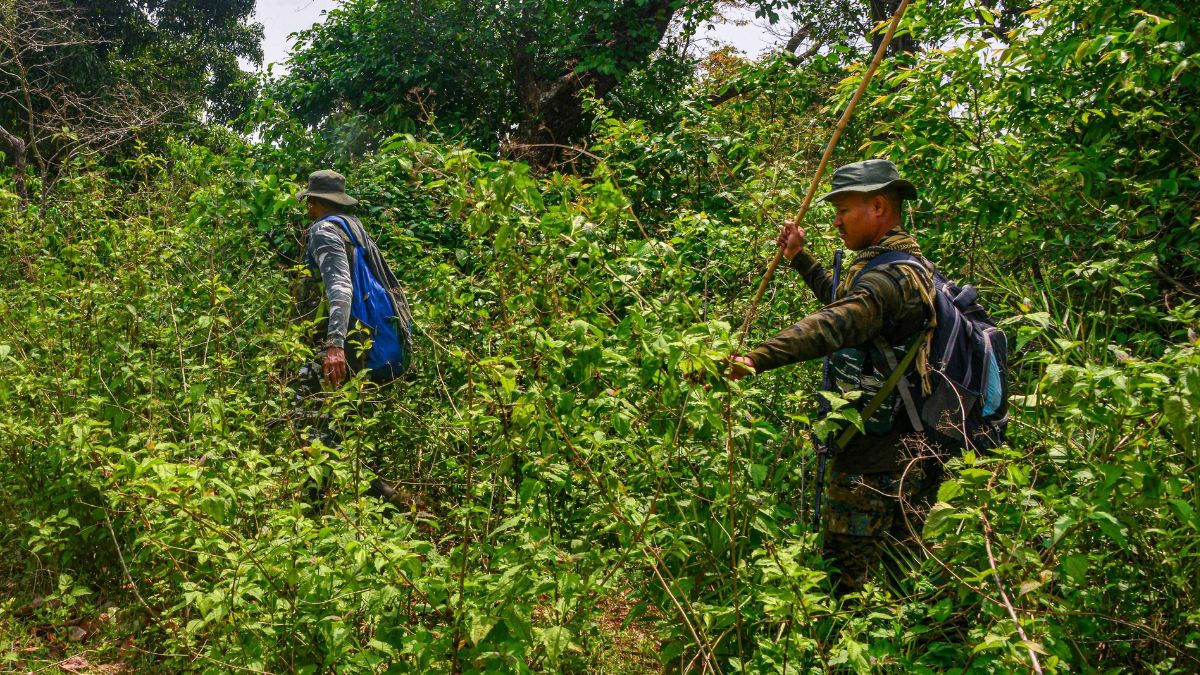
812, 249, 842, 534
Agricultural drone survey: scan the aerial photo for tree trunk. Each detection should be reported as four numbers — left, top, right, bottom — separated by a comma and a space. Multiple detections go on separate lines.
509, 0, 677, 164
870, 0, 916, 55
0, 123, 28, 208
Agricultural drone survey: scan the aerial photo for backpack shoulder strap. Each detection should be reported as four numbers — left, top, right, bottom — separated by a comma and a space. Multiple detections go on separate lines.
872, 335, 924, 432
319, 214, 361, 249
834, 330, 926, 450
852, 249, 922, 285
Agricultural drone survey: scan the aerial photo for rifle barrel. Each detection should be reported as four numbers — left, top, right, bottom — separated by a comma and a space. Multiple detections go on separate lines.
812, 249, 843, 534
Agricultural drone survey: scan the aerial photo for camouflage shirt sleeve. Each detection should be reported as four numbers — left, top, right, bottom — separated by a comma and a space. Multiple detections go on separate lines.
789, 249, 835, 303
305, 221, 352, 349
747, 263, 931, 373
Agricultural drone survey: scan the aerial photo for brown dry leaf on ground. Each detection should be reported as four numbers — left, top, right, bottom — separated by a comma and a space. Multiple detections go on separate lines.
594, 589, 662, 673
54, 655, 128, 674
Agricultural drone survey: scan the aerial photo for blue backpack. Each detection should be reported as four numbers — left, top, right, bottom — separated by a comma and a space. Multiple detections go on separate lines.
322, 215, 412, 378
847, 251, 1009, 453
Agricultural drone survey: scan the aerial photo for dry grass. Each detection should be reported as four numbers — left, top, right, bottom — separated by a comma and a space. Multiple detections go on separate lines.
590, 588, 663, 674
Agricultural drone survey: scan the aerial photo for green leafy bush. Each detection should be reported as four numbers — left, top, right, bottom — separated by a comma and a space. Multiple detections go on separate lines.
2, 0, 1198, 671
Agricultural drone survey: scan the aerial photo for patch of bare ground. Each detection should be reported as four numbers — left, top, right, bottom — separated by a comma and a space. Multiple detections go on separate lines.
591, 588, 663, 674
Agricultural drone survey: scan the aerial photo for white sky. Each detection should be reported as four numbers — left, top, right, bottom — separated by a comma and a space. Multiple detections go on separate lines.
251, 0, 780, 73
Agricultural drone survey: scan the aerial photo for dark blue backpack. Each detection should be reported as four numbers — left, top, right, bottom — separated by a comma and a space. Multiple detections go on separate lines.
323, 215, 411, 378
858, 251, 1009, 453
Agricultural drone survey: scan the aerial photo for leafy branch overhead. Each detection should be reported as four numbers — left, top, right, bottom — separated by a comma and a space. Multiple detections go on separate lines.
0, 0, 262, 205
277, 0, 741, 158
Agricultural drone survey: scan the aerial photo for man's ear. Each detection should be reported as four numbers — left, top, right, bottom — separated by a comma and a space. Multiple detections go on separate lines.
871, 193, 888, 217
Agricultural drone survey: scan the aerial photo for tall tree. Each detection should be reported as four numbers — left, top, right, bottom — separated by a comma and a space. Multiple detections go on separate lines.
507, 0, 681, 155
0, 1, 171, 203
68, 0, 264, 120
274, 0, 715, 160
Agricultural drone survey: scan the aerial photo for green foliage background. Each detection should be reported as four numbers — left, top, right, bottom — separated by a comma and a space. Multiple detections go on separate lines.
1, 0, 1198, 672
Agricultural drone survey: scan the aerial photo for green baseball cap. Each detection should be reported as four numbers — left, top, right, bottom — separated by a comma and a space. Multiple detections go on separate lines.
817, 159, 917, 202
296, 169, 358, 206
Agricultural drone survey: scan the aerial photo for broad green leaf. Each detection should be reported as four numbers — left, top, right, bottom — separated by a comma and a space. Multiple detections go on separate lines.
1052, 514, 1074, 546
1090, 511, 1128, 548
924, 502, 959, 537
539, 626, 571, 662
937, 479, 964, 503
470, 614, 496, 645
749, 463, 768, 487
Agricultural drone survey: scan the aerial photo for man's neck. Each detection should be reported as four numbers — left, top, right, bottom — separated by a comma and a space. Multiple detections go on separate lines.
869, 220, 904, 247
312, 209, 345, 223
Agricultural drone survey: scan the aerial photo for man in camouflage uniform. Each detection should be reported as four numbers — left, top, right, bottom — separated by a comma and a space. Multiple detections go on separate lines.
728, 159, 942, 595
293, 169, 413, 502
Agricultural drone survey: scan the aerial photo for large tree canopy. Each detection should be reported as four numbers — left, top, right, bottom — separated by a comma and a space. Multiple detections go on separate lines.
273, 0, 722, 157
69, 0, 264, 119
269, 0, 975, 158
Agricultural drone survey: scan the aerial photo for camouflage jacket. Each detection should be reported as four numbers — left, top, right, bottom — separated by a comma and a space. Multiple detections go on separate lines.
303, 215, 355, 350
747, 239, 934, 473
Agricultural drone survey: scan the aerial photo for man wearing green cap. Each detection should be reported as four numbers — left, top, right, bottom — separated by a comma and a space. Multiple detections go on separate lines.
293, 169, 414, 502
728, 159, 942, 595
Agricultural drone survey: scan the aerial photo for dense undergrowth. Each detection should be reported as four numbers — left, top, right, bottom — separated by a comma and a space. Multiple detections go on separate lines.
2, 0, 1199, 672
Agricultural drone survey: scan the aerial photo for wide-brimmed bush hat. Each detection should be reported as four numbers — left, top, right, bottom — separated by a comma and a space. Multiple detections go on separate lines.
296, 169, 358, 206
817, 159, 917, 202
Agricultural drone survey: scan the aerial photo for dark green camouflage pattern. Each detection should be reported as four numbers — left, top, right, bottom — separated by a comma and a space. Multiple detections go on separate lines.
822, 460, 943, 593
747, 231, 933, 473
828, 341, 916, 436
747, 239, 932, 376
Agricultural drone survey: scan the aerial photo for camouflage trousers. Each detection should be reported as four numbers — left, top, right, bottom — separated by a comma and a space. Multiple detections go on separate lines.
822, 459, 944, 594
290, 358, 400, 503
286, 355, 391, 449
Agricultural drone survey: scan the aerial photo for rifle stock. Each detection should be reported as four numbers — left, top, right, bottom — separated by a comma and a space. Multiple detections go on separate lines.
812, 249, 842, 534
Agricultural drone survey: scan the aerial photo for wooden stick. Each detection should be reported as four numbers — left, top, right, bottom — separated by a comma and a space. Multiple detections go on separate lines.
737, 0, 912, 347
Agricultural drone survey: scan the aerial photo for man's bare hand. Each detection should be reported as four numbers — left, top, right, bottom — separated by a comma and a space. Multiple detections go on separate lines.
726, 355, 756, 381
777, 219, 806, 261
324, 346, 348, 388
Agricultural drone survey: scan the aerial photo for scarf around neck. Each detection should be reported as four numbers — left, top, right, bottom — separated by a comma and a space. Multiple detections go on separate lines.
837, 228, 925, 297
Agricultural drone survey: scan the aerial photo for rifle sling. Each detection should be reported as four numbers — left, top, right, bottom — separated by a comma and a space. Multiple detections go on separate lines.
833, 329, 927, 450
873, 336, 924, 433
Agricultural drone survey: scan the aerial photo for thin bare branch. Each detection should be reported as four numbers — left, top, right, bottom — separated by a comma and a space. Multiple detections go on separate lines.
0, 0, 185, 202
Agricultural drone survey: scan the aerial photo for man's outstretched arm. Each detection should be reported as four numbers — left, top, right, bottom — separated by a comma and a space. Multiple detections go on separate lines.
740, 265, 925, 375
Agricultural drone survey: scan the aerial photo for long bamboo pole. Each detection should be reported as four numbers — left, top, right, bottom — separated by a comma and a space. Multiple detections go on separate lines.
737, 0, 912, 347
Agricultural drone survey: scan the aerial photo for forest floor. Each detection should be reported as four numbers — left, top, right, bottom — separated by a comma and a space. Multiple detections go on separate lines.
592, 591, 662, 673
1, 551, 663, 674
